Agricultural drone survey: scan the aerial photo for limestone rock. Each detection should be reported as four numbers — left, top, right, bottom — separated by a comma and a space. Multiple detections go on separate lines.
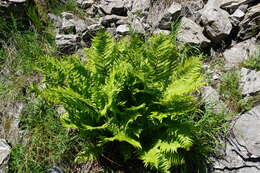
213, 105, 260, 172
230, 9, 245, 26
223, 38, 258, 69
147, 1, 182, 30
158, 2, 182, 30
181, 0, 204, 23
177, 17, 210, 48
240, 68, 260, 95
76, 0, 94, 9
116, 24, 129, 35
202, 86, 226, 113
153, 29, 170, 35
238, 3, 260, 40
220, 0, 255, 11
0, 139, 11, 173
101, 15, 128, 27
131, 0, 150, 13
99, 0, 127, 16
200, 7, 232, 42
55, 34, 80, 54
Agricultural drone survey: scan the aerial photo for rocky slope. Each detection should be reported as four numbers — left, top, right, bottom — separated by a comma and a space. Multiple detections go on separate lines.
0, 0, 259, 172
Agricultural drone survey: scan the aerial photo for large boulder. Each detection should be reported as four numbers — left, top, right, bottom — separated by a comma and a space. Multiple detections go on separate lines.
238, 3, 260, 40
177, 17, 211, 48
223, 38, 258, 69
240, 68, 260, 95
200, 6, 233, 42
0, 139, 11, 173
213, 105, 260, 173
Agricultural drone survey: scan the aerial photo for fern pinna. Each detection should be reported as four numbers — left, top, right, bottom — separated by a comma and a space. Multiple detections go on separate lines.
40, 31, 205, 173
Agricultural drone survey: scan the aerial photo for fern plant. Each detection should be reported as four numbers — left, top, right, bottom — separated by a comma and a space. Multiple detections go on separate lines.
40, 31, 205, 173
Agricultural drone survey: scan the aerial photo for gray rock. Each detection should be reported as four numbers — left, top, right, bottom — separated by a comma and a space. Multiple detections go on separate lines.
47, 166, 64, 173
240, 68, 260, 95
0, 102, 24, 145
55, 34, 80, 54
238, 3, 260, 40
147, 1, 182, 30
82, 23, 104, 44
200, 7, 232, 42
0, 139, 11, 173
181, 0, 204, 23
101, 15, 127, 27
223, 38, 258, 69
48, 13, 62, 28
99, 0, 127, 16
8, 0, 26, 3
158, 2, 182, 30
220, 0, 254, 11
131, 0, 150, 13
116, 24, 129, 35
230, 9, 245, 26
213, 105, 260, 172
153, 29, 171, 35
177, 17, 210, 48
76, 0, 94, 9
202, 86, 226, 113
131, 18, 145, 34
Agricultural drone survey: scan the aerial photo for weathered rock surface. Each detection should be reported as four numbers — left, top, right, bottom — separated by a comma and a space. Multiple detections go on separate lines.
177, 17, 210, 47
0, 139, 11, 173
223, 38, 258, 69
76, 0, 94, 9
101, 14, 128, 27
157, 2, 182, 30
230, 9, 245, 26
213, 105, 260, 173
147, 1, 182, 30
0, 102, 24, 145
240, 68, 260, 95
131, 0, 150, 13
202, 86, 227, 113
99, 0, 127, 16
220, 0, 254, 11
200, 6, 233, 42
116, 24, 129, 35
238, 3, 260, 40
55, 34, 80, 54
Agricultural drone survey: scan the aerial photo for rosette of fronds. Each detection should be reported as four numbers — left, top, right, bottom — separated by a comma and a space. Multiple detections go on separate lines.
40, 31, 205, 173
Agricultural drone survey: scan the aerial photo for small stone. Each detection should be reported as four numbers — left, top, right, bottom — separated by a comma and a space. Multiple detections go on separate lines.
0, 139, 11, 173
55, 34, 80, 54
116, 24, 129, 35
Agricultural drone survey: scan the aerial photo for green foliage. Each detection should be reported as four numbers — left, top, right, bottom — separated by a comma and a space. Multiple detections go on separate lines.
8, 98, 83, 173
243, 51, 260, 71
40, 31, 207, 172
219, 70, 251, 112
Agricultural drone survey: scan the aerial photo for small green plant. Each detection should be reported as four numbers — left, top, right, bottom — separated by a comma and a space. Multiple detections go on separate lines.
219, 70, 247, 112
8, 98, 83, 173
40, 31, 208, 172
243, 51, 260, 71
